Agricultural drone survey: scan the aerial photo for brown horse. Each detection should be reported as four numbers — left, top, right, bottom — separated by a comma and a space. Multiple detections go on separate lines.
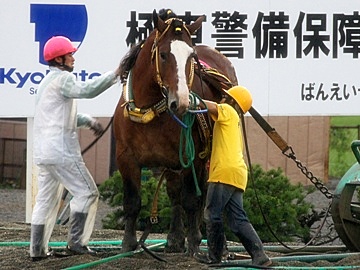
113, 10, 238, 255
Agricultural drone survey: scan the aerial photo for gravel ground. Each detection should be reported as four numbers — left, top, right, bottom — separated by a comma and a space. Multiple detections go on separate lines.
0, 180, 338, 229
0, 188, 113, 229
1, 183, 360, 269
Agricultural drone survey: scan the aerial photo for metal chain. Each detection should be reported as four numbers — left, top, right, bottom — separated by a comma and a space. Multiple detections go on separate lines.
283, 146, 333, 199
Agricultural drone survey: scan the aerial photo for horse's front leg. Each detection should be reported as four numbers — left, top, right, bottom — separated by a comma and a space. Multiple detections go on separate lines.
120, 164, 142, 252
164, 170, 186, 253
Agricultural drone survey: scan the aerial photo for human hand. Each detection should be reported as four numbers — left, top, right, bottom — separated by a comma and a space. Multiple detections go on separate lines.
189, 94, 200, 109
89, 120, 104, 136
114, 66, 121, 78
115, 66, 127, 83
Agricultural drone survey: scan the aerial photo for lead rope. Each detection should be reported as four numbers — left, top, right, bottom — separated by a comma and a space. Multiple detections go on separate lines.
179, 109, 201, 196
177, 92, 208, 197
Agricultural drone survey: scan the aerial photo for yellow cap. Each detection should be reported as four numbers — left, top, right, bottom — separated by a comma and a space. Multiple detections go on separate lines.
224, 85, 253, 113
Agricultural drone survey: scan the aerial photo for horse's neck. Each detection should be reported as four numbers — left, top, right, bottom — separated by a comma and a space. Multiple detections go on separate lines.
131, 63, 162, 107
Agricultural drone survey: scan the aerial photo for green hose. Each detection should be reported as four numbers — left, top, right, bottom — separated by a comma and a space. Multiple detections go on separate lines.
220, 266, 360, 270
218, 252, 360, 269
3, 238, 357, 269
62, 241, 166, 270
0, 239, 165, 247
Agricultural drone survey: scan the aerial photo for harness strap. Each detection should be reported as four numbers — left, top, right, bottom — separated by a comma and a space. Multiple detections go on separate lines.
194, 64, 234, 91
121, 71, 168, 123
248, 107, 289, 153
196, 112, 211, 159
137, 170, 168, 262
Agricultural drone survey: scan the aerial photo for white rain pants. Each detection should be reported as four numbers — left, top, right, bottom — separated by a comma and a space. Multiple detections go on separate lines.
30, 161, 98, 257
30, 67, 118, 257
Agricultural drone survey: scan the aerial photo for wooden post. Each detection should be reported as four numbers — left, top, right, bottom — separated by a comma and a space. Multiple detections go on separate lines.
26, 117, 38, 223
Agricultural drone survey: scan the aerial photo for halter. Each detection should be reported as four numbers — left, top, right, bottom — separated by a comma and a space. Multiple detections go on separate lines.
151, 18, 195, 92
123, 18, 196, 124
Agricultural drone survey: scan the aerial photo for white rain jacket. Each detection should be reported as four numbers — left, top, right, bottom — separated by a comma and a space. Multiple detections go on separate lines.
33, 67, 117, 164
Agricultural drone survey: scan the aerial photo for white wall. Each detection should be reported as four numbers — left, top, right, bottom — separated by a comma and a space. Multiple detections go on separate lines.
1, 0, 359, 117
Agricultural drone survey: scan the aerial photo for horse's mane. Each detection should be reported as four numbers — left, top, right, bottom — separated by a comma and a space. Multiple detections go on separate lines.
118, 39, 146, 82
118, 8, 178, 82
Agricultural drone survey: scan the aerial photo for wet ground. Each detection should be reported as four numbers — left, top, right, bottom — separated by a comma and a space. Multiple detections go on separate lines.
1, 188, 360, 269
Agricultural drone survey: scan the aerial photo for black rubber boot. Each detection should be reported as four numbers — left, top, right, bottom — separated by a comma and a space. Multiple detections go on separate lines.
235, 223, 271, 267
195, 221, 225, 264
67, 212, 96, 255
30, 224, 54, 261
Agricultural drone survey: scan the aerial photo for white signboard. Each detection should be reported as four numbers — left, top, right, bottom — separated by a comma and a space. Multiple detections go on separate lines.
1, 0, 359, 117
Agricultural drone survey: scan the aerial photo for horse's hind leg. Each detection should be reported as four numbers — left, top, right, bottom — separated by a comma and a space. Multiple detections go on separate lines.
182, 170, 206, 256
164, 170, 186, 253
119, 164, 142, 252
164, 168, 206, 256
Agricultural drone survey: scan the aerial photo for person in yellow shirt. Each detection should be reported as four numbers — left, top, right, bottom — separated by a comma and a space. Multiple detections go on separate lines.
194, 86, 271, 267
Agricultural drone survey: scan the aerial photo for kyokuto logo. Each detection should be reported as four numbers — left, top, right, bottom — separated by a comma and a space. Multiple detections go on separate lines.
30, 4, 88, 65
0, 4, 101, 92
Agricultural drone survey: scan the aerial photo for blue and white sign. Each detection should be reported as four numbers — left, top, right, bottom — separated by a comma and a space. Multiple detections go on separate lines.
31, 4, 88, 65
1, 0, 359, 117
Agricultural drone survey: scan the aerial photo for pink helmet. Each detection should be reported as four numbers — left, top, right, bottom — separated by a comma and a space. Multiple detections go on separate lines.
43, 36, 78, 61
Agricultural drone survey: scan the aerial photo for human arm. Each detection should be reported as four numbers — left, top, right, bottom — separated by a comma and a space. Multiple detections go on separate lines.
60, 70, 119, 99
77, 114, 104, 136
189, 94, 219, 119
200, 100, 219, 119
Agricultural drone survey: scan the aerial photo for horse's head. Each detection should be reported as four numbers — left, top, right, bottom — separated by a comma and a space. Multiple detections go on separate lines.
152, 10, 205, 115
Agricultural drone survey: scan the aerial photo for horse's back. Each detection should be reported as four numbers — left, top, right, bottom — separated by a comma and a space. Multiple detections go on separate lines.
195, 45, 238, 85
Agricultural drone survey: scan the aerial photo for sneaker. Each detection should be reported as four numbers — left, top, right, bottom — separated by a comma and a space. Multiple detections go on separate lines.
66, 245, 97, 255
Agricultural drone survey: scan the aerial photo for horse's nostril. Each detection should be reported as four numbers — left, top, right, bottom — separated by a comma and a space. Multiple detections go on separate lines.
170, 101, 178, 111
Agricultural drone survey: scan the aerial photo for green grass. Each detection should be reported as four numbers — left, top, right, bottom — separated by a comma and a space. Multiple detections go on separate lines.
329, 116, 360, 178
331, 116, 360, 126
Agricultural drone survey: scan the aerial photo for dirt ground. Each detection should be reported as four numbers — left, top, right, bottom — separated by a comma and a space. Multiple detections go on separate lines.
1, 189, 360, 269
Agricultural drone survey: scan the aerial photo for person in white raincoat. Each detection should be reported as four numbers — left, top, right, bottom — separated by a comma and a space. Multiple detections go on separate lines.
30, 36, 120, 261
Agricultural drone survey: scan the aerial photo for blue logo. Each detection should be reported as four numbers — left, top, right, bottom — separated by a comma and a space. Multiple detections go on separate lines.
30, 4, 88, 65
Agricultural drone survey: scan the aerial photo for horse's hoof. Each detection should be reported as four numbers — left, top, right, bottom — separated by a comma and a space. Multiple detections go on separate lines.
120, 242, 138, 253
164, 245, 186, 253
186, 246, 201, 257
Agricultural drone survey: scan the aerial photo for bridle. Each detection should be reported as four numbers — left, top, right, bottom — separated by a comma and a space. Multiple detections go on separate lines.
122, 18, 197, 123
151, 18, 195, 96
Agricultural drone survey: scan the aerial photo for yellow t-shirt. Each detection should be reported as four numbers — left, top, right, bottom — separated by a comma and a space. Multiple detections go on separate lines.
208, 103, 248, 190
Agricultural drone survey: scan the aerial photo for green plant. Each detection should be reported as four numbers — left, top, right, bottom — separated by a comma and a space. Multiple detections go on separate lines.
329, 116, 360, 179
99, 165, 315, 244
329, 128, 356, 178
240, 164, 314, 243
98, 169, 171, 232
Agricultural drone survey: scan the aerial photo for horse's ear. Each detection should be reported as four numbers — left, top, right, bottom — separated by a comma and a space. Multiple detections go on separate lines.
153, 10, 158, 28
153, 9, 167, 33
187, 15, 206, 35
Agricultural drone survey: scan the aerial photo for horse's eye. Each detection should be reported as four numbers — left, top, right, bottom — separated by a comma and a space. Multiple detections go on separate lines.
160, 52, 167, 61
